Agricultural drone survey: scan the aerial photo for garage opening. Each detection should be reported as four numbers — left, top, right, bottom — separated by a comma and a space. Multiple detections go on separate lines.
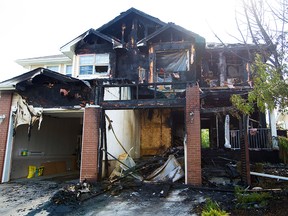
10, 110, 83, 181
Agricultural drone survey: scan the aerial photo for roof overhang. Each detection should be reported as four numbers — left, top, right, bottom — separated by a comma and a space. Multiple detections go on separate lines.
60, 30, 91, 58
16, 54, 71, 67
137, 23, 205, 47
60, 29, 122, 57
0, 67, 91, 91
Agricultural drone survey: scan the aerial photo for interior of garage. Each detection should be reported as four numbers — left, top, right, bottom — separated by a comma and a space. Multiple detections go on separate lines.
10, 112, 83, 180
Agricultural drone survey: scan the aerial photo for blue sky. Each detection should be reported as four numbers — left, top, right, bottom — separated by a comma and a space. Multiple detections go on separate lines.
0, 0, 238, 81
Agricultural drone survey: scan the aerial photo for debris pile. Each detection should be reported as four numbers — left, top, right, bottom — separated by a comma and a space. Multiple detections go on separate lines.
51, 180, 92, 205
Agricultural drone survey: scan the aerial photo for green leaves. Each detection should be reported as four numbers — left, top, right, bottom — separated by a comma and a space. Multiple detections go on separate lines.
231, 54, 288, 114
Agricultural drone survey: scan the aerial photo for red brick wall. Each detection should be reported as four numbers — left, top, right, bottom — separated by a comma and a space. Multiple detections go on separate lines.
185, 85, 202, 185
80, 107, 101, 182
0, 92, 13, 181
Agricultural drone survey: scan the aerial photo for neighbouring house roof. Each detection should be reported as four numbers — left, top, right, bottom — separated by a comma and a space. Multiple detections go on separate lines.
0, 67, 90, 91
16, 54, 71, 67
137, 22, 205, 46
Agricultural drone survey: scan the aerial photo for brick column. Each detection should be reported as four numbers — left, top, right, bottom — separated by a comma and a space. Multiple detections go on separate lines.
0, 91, 13, 181
185, 85, 201, 185
80, 106, 101, 182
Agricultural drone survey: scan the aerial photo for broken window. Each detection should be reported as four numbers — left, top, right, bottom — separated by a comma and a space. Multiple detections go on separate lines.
156, 50, 188, 82
79, 54, 110, 76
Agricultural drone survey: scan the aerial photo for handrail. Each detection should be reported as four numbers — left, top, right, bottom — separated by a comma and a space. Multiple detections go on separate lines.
98, 81, 190, 103
230, 128, 272, 150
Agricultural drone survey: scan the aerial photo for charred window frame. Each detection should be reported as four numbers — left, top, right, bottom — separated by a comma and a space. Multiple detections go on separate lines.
79, 54, 110, 76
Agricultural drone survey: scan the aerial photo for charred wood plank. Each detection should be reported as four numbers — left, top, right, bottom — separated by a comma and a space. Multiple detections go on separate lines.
100, 99, 185, 110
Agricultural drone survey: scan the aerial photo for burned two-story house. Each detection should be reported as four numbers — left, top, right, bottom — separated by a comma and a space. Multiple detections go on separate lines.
0, 8, 273, 185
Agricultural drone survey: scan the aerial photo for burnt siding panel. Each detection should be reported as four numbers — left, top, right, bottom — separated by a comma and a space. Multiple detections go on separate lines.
17, 82, 92, 108
99, 14, 163, 43
116, 49, 148, 81
75, 43, 114, 55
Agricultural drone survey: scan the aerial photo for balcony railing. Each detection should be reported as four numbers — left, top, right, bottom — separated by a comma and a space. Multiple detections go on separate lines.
230, 128, 272, 150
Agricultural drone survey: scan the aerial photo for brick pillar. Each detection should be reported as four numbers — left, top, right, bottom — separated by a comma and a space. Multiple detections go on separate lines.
80, 106, 101, 182
0, 92, 13, 181
185, 85, 201, 185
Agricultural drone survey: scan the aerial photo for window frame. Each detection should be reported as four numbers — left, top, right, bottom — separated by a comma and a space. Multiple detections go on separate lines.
65, 64, 73, 77
46, 65, 60, 72
79, 54, 110, 76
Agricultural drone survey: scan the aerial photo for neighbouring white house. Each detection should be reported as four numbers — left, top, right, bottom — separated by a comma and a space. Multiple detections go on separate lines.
16, 54, 73, 77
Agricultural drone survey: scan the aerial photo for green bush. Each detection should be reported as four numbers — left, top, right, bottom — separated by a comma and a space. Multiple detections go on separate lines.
278, 136, 288, 163
201, 198, 229, 216
235, 186, 272, 207
201, 129, 210, 148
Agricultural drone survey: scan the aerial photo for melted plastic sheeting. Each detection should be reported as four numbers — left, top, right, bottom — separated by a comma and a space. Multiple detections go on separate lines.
109, 153, 143, 181
14, 97, 43, 136
156, 51, 188, 72
146, 155, 184, 182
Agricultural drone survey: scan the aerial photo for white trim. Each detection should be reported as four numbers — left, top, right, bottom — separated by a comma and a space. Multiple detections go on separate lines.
40, 107, 85, 114
64, 64, 73, 76
16, 55, 71, 67
0, 87, 16, 91
60, 31, 90, 58
184, 134, 188, 184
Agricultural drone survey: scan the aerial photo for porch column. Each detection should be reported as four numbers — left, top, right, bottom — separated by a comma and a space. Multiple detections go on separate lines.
185, 84, 201, 185
80, 106, 101, 182
0, 91, 13, 182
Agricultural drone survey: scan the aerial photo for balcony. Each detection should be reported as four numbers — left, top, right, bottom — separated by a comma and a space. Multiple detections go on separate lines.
97, 81, 189, 110
230, 128, 272, 150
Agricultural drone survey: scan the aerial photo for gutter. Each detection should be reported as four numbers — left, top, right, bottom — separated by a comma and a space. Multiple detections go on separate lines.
0, 87, 16, 91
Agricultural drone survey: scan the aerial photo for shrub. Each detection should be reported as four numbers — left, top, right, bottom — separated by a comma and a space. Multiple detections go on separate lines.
278, 136, 288, 164
201, 198, 229, 216
235, 186, 272, 208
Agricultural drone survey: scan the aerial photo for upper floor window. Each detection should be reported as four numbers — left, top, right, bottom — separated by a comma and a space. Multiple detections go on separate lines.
47, 65, 59, 72
156, 50, 188, 82
65, 65, 72, 77
79, 54, 110, 75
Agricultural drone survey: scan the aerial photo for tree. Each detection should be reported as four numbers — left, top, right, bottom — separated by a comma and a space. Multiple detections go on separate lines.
224, 0, 288, 186
231, 0, 288, 114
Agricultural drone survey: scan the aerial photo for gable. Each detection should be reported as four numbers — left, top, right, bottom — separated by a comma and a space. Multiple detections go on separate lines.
138, 23, 205, 46
0, 68, 91, 107
75, 29, 121, 55
97, 7, 166, 44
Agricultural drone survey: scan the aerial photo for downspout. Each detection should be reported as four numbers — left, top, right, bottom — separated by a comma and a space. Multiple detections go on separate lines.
2, 108, 15, 183
216, 115, 219, 148
97, 109, 104, 181
269, 109, 277, 137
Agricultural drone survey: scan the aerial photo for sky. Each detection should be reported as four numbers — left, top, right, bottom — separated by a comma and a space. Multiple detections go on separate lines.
0, 0, 239, 81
